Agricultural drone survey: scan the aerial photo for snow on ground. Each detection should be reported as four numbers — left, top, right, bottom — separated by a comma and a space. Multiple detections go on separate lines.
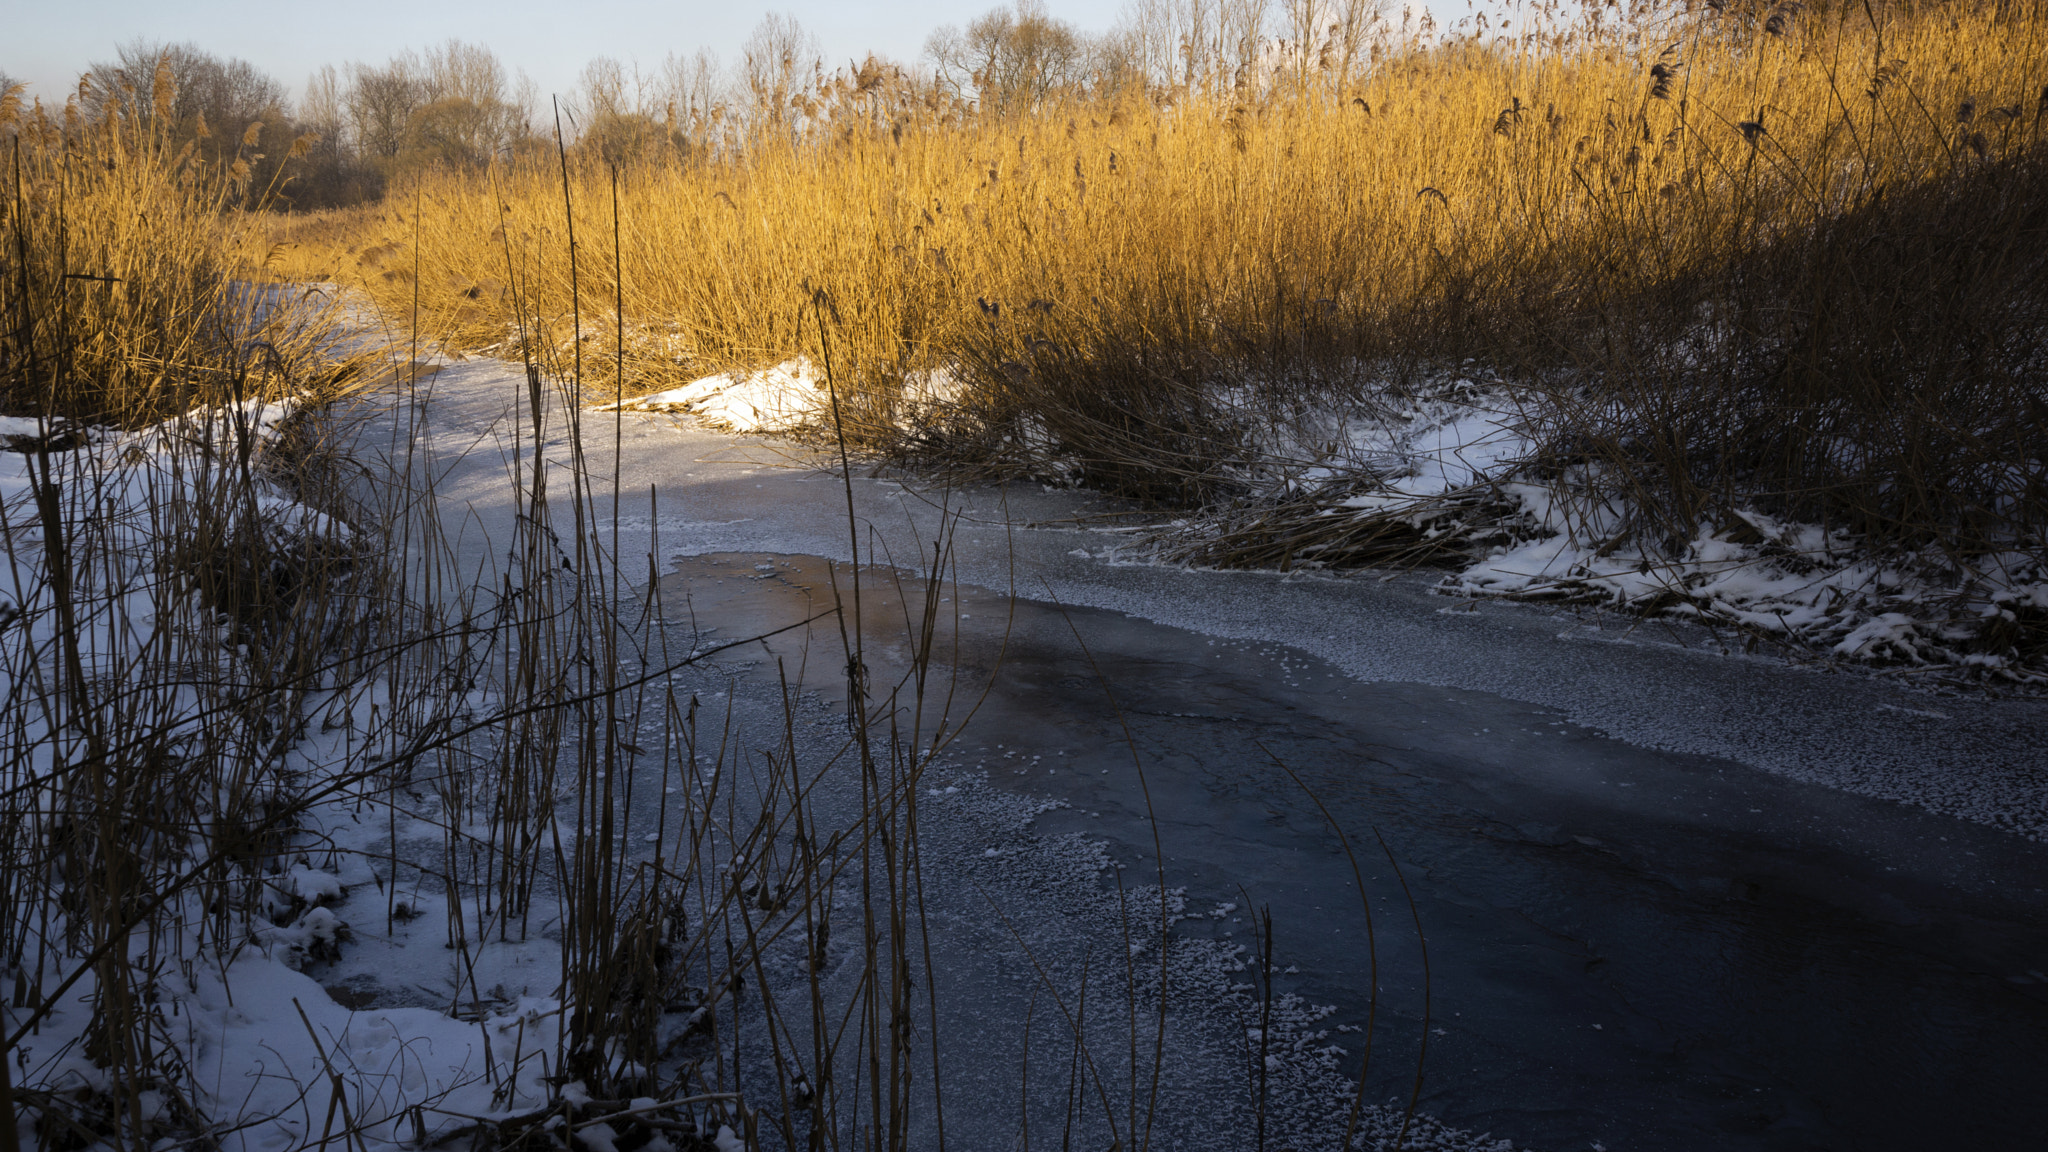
1299, 384, 2047, 683
1204, 379, 2046, 684
1, 295, 449, 1149
0, 402, 340, 673
1453, 491, 2048, 679
596, 358, 971, 437
597, 358, 828, 433
1273, 385, 1533, 500
598, 358, 2045, 682
18, 808, 560, 1152
0, 402, 578, 1152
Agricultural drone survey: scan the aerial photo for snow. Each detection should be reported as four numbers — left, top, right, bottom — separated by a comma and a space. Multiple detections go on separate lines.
1161, 377, 2044, 683
0, 401, 334, 704
1450, 486, 2048, 682
0, 397, 549, 1152
1340, 399, 1530, 498
1833, 613, 1928, 660
597, 358, 975, 439
16, 943, 564, 1152
597, 357, 827, 432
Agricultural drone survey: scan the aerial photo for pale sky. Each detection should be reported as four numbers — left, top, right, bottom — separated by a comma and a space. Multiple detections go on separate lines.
4, 1, 1132, 109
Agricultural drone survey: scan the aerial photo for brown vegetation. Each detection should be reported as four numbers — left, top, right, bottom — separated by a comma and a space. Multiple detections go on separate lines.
286, 1, 2047, 565
1, 57, 347, 423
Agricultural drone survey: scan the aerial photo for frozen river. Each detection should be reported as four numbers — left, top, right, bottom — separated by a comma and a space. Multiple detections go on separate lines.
385, 358, 2048, 1150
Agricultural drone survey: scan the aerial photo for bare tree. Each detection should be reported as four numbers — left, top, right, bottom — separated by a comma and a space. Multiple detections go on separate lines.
577, 56, 642, 122
90, 41, 288, 135
344, 54, 424, 160
79, 43, 308, 203
422, 40, 511, 109
1114, 0, 1210, 91
925, 1, 1088, 114
1279, 0, 1384, 92
301, 65, 345, 141
1114, 0, 1282, 94
413, 41, 528, 163
1085, 25, 1152, 98
288, 64, 381, 205
340, 42, 527, 170
924, 24, 972, 103
741, 13, 821, 140
660, 48, 728, 150
1218, 0, 1273, 89
568, 56, 685, 167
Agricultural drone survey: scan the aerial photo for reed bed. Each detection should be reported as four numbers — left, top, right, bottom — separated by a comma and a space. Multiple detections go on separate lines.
1, 65, 350, 424
292, 2, 2047, 555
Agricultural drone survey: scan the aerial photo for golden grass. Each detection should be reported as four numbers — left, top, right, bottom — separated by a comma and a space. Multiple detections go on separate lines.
312, 7, 2038, 370
285, 3, 2047, 540
2, 70, 342, 423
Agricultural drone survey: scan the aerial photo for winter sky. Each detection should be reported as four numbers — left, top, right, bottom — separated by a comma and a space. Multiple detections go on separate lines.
10, 1, 1135, 104
7, 1, 1484, 110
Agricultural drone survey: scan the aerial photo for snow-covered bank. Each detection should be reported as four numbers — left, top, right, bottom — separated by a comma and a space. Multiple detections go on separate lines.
597, 357, 828, 434
600, 361, 2048, 685
0, 403, 499, 1151
1451, 493, 2047, 678
595, 356, 970, 439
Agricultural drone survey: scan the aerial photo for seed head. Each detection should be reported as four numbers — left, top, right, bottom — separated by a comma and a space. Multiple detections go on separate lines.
1649, 62, 1677, 101
151, 55, 175, 123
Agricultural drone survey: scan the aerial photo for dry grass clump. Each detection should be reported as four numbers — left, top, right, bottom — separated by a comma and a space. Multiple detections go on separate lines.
1, 66, 343, 425
1150, 483, 1524, 572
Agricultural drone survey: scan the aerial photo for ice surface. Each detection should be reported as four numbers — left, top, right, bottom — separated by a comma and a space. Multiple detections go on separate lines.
530, 361, 2048, 840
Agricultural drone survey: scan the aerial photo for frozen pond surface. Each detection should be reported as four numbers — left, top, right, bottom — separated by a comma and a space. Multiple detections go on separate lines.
384, 362, 2048, 1150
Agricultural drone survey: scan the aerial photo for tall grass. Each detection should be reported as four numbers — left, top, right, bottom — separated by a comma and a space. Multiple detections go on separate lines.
1, 63, 339, 425
297, 0, 2046, 553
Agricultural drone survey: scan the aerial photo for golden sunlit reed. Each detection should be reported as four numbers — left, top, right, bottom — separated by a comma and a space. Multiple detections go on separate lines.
267, 1, 2048, 565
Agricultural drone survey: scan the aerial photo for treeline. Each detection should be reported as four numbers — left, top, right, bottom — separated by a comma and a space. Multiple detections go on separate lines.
4, 38, 542, 209
3, 1, 1402, 209
1, 0, 1941, 213
4, 43, 329, 208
